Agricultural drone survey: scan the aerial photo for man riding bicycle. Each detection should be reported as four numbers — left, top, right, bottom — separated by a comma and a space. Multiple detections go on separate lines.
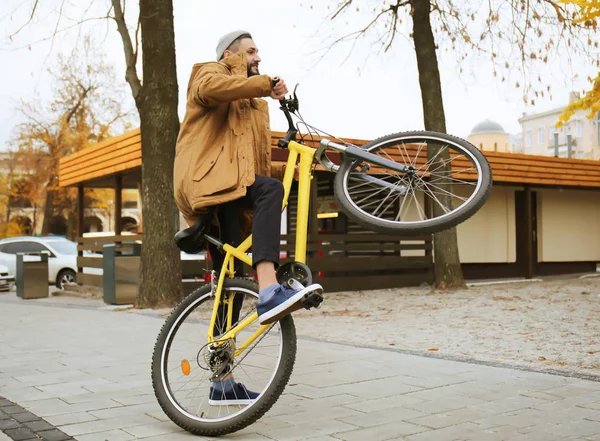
174, 30, 321, 404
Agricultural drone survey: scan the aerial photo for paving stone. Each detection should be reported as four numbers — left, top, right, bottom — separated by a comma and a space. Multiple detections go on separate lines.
262, 419, 359, 441
0, 432, 14, 441
23, 418, 57, 431
508, 431, 565, 441
343, 393, 426, 413
12, 411, 41, 423
282, 405, 363, 424
121, 421, 184, 438
475, 395, 547, 414
74, 429, 136, 441
579, 401, 600, 411
403, 422, 482, 441
59, 414, 159, 436
3, 405, 25, 415
406, 395, 487, 414
339, 406, 425, 428
473, 408, 553, 430
4, 426, 38, 440
0, 418, 20, 430
37, 429, 74, 441
0, 398, 14, 407
407, 407, 494, 429
44, 411, 98, 426
135, 433, 206, 440
545, 420, 600, 437
333, 420, 427, 441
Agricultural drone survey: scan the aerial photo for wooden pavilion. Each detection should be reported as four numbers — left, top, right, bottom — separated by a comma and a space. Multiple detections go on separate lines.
59, 128, 600, 291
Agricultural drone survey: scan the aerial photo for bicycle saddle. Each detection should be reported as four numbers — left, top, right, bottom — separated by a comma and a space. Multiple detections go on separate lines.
174, 209, 215, 254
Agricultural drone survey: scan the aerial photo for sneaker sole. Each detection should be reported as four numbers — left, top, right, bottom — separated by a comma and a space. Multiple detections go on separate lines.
258, 284, 323, 325
208, 398, 255, 406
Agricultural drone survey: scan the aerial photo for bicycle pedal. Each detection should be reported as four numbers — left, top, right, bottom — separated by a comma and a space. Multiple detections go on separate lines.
300, 292, 324, 310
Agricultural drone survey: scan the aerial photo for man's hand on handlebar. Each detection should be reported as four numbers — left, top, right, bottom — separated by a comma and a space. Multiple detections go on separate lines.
270, 77, 288, 100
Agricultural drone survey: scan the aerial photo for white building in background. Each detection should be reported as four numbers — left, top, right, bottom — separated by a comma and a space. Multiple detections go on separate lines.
467, 120, 510, 153
518, 92, 600, 160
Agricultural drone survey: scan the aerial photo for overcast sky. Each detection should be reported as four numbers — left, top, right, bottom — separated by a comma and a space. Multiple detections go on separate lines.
0, 0, 596, 151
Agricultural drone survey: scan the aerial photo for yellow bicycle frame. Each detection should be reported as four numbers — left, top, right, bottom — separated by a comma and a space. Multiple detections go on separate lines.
206, 141, 316, 356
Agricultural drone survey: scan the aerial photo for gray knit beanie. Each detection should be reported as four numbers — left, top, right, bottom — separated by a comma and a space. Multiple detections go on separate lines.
216, 30, 252, 61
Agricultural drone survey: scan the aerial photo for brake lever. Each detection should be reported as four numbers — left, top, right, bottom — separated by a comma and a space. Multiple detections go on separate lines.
291, 84, 299, 111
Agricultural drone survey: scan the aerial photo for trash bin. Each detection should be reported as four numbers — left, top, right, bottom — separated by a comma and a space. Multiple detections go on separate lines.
16, 252, 49, 299
103, 243, 141, 305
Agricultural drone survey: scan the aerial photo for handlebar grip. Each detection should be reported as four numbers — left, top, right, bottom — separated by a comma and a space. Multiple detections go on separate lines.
271, 77, 280, 88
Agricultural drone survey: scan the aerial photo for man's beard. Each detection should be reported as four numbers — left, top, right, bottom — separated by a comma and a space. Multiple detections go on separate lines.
247, 62, 259, 77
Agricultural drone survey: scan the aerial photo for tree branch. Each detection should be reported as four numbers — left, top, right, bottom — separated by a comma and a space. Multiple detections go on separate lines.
331, 0, 353, 20
111, 0, 142, 101
63, 84, 94, 125
8, 0, 39, 40
134, 8, 141, 65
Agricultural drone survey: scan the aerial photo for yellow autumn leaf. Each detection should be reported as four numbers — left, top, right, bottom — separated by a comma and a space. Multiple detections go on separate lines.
558, 1, 600, 124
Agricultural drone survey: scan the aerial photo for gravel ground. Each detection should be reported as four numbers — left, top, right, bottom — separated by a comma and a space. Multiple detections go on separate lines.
291, 275, 600, 377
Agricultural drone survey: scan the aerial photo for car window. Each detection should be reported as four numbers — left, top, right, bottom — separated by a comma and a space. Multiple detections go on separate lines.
2, 242, 23, 254
3, 242, 51, 255
45, 240, 76, 255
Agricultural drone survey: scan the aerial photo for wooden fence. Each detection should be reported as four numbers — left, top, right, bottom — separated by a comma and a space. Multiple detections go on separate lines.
280, 233, 433, 291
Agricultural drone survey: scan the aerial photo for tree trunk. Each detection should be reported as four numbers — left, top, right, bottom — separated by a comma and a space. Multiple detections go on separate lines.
41, 187, 55, 236
412, 0, 465, 289
32, 204, 37, 234
136, 0, 183, 307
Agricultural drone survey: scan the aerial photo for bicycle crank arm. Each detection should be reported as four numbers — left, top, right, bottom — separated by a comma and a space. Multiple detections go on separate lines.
352, 173, 409, 195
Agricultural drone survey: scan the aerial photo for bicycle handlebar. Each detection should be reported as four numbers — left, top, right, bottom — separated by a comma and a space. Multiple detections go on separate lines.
271, 77, 297, 149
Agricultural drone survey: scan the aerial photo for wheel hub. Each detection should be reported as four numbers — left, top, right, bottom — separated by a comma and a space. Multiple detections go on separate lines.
200, 339, 236, 378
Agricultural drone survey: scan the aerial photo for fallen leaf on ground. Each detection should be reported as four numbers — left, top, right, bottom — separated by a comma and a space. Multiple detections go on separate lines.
428, 347, 439, 351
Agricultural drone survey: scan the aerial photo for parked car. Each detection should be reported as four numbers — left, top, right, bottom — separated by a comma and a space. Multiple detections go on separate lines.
0, 237, 78, 289
0, 263, 15, 292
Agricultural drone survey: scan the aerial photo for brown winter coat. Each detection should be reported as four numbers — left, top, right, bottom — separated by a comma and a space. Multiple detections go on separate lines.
174, 51, 274, 225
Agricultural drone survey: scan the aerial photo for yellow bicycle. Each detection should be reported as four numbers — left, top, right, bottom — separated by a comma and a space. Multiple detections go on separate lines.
151, 89, 492, 436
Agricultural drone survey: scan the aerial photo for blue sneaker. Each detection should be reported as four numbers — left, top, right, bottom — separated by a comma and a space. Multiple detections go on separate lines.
257, 283, 324, 325
209, 379, 259, 406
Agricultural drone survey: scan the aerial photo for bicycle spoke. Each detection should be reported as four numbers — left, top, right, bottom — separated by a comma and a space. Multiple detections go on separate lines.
420, 179, 469, 203
420, 150, 465, 175
427, 173, 478, 186
409, 179, 427, 220
157, 286, 286, 424
342, 135, 489, 230
372, 181, 404, 217
418, 181, 453, 214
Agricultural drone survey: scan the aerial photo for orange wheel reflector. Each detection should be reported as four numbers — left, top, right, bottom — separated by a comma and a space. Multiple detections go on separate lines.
181, 359, 191, 376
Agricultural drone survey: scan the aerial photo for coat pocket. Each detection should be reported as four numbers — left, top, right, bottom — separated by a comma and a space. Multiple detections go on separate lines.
192, 145, 224, 182
192, 143, 239, 196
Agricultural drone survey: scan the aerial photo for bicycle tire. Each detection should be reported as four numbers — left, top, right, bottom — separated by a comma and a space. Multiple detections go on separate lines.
334, 130, 493, 235
151, 278, 297, 436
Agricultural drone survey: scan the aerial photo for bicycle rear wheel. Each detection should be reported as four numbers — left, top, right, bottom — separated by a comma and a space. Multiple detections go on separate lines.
334, 131, 492, 235
151, 278, 297, 437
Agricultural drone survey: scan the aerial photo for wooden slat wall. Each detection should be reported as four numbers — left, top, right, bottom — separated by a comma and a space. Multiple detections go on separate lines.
280, 233, 434, 291
59, 128, 600, 189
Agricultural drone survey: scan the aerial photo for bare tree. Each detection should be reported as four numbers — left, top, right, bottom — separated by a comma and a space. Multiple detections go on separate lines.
6, 0, 184, 307
310, 0, 595, 288
10, 38, 131, 239
110, 0, 183, 307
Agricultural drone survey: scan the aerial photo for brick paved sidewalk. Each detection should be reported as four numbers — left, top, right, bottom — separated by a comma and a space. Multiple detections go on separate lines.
1, 294, 599, 441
